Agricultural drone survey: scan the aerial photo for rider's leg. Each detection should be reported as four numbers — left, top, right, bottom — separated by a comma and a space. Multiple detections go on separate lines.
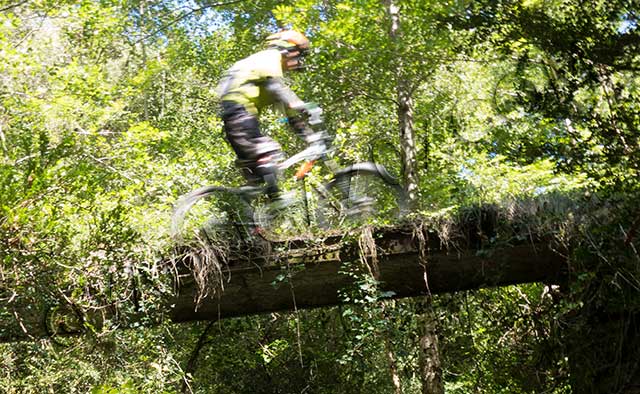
221, 102, 282, 198
254, 154, 279, 198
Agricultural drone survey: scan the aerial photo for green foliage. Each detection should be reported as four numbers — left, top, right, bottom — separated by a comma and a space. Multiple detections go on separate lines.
1, 0, 638, 393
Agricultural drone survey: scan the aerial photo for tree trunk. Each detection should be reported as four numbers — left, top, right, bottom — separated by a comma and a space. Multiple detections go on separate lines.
385, 0, 419, 208
384, 2, 441, 392
2, 223, 566, 343
385, 336, 403, 394
398, 87, 419, 207
418, 299, 444, 394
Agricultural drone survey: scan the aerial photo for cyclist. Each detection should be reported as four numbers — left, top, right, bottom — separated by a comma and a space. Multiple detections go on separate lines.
216, 30, 323, 208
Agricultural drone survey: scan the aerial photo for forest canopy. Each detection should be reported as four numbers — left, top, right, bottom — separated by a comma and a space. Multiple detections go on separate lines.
1, 0, 639, 393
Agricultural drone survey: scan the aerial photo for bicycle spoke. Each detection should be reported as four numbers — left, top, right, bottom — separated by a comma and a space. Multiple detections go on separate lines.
252, 191, 312, 240
172, 186, 256, 245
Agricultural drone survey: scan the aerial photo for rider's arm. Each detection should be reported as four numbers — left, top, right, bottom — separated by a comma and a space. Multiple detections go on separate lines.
263, 77, 315, 140
263, 77, 304, 114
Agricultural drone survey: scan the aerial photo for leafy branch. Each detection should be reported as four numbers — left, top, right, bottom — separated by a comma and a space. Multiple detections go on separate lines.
134, 0, 248, 44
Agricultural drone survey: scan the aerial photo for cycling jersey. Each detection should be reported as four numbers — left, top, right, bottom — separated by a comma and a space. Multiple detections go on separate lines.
217, 49, 302, 115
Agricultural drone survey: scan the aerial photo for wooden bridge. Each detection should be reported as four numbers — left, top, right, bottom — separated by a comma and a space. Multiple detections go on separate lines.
172, 224, 565, 323
1, 211, 567, 343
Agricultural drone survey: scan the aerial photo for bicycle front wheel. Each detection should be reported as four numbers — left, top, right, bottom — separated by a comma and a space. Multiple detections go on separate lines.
316, 162, 408, 229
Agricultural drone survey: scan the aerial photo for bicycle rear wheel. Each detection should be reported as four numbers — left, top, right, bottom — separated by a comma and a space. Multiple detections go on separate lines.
172, 185, 256, 246
252, 189, 314, 241
316, 162, 408, 229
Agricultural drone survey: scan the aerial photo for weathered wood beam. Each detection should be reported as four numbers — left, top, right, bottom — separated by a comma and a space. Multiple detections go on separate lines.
171, 227, 566, 322
1, 224, 567, 343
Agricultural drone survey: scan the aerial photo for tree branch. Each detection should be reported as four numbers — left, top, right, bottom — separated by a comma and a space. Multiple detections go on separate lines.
181, 321, 216, 394
134, 0, 248, 45
0, 0, 29, 13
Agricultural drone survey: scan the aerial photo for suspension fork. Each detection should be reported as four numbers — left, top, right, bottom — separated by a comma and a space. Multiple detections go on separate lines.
314, 158, 351, 214
294, 156, 342, 224
294, 160, 316, 227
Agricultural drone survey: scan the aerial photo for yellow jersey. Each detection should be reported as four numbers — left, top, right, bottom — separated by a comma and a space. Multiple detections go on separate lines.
217, 49, 285, 115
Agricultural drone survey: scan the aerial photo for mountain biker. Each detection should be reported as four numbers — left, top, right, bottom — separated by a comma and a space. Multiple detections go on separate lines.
216, 30, 323, 207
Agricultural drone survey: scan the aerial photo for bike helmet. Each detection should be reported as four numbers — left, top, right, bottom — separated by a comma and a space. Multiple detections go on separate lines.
266, 30, 310, 58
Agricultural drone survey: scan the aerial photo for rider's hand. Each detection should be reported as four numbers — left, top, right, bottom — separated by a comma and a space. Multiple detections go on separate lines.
292, 102, 322, 121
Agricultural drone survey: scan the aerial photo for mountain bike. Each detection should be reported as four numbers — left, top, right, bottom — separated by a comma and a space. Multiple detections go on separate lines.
171, 108, 408, 243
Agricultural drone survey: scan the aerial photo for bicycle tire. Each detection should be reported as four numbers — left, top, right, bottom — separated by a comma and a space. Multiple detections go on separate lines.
172, 185, 256, 245
316, 162, 408, 229
252, 189, 313, 241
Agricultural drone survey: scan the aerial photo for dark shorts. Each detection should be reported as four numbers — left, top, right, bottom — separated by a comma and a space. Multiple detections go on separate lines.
221, 101, 262, 162
220, 102, 280, 193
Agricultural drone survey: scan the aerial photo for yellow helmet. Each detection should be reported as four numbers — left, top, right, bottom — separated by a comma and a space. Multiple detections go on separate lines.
266, 30, 310, 55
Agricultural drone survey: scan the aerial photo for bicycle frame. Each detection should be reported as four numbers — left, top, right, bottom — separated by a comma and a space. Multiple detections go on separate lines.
172, 124, 405, 241
252, 133, 340, 200
268, 142, 402, 230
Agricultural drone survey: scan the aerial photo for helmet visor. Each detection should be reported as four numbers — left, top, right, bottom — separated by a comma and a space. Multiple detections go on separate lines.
288, 47, 307, 70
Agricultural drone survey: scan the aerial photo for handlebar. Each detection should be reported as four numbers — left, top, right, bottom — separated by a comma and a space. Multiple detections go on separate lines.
277, 102, 335, 171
